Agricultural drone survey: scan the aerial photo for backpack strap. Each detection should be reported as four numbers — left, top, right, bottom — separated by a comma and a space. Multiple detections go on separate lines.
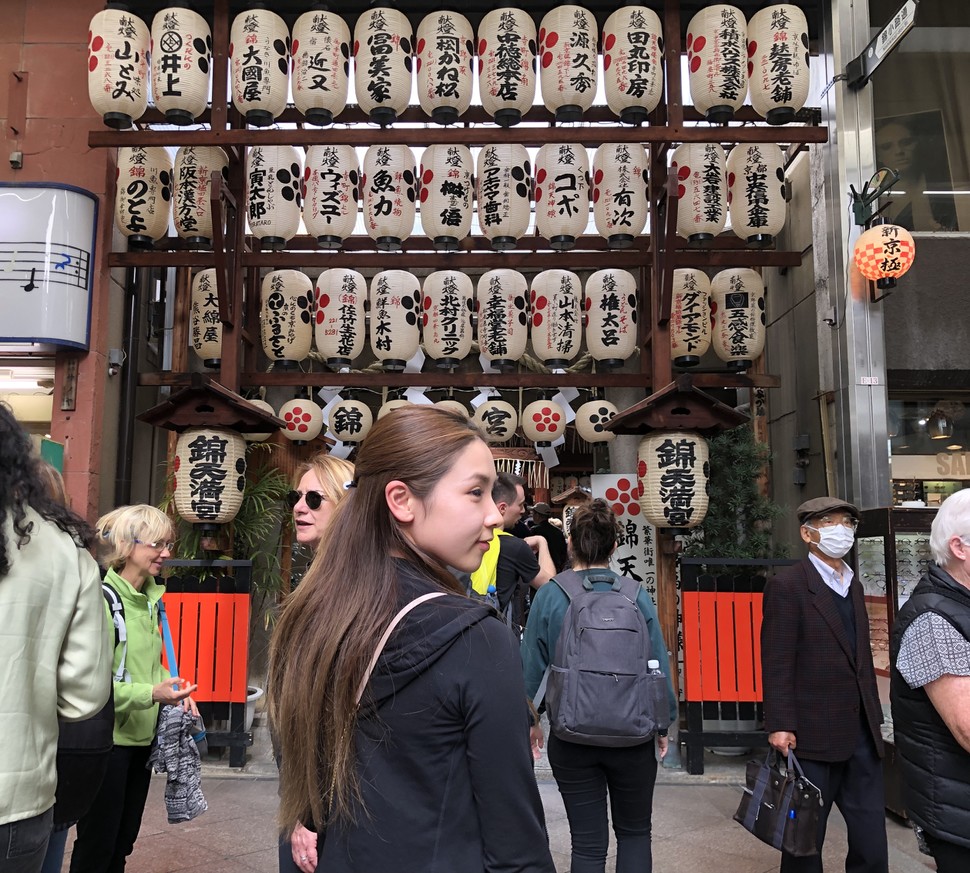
102, 583, 130, 683
550, 568, 587, 601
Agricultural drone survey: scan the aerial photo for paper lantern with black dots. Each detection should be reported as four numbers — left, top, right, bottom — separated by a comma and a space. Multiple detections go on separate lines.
416, 11, 474, 125
477, 144, 532, 251
637, 431, 710, 530
727, 144, 787, 247
592, 143, 649, 248
304, 144, 359, 250
575, 400, 618, 443
370, 270, 422, 371
247, 145, 303, 250
115, 147, 172, 248
173, 427, 247, 529
710, 268, 766, 371
151, 7, 212, 125
230, 8, 290, 126
260, 270, 314, 369
534, 143, 590, 251
585, 269, 638, 368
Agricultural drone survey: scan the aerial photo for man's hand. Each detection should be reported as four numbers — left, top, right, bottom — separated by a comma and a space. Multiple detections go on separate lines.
524, 536, 555, 588
769, 731, 797, 753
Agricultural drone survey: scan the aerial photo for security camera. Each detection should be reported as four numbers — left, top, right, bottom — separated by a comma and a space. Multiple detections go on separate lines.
9, 151, 23, 170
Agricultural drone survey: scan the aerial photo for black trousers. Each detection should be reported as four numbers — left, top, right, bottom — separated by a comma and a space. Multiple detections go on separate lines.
68, 745, 152, 873
924, 833, 970, 873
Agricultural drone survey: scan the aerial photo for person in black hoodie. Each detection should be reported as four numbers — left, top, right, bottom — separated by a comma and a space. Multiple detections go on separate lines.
268, 406, 555, 873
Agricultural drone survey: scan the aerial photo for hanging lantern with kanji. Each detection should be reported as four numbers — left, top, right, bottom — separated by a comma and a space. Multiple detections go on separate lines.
173, 146, 229, 249
88, 8, 150, 128
229, 7, 290, 126
477, 269, 530, 371
292, 7, 350, 126
416, 11, 474, 125
575, 399, 618, 444
728, 144, 787, 247
247, 145, 304, 250
435, 399, 470, 419
173, 427, 247, 529
115, 147, 172, 248
535, 143, 590, 251
378, 398, 412, 419
370, 270, 422, 371
354, 6, 413, 126
477, 7, 537, 128
243, 399, 277, 443
538, 5, 598, 122
477, 143, 533, 251
314, 268, 366, 369
686, 5, 748, 123
710, 268, 766, 371
585, 269, 639, 369
419, 144, 474, 251
530, 270, 582, 369
747, 4, 810, 125
260, 270, 314, 370
279, 396, 324, 444
473, 395, 519, 443
362, 144, 418, 251
602, 5, 664, 125
853, 223, 916, 290
151, 6, 212, 125
672, 142, 727, 246
637, 430, 710, 530
303, 144, 359, 250
522, 397, 567, 446
328, 397, 373, 443
422, 270, 474, 369
670, 268, 712, 368
190, 268, 221, 369
592, 143, 649, 248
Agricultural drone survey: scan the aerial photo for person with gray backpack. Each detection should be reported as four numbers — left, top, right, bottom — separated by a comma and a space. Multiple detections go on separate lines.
522, 499, 677, 873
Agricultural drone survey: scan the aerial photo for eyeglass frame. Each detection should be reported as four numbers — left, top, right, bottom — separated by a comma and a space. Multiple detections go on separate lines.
133, 538, 176, 552
286, 489, 327, 511
804, 514, 859, 531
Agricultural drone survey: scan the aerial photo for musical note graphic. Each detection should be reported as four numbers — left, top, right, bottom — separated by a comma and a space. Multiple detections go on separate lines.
22, 268, 36, 292
54, 252, 72, 271
0, 242, 90, 291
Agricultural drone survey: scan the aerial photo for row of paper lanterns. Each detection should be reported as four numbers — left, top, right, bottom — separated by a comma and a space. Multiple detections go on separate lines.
89, 4, 809, 129
191, 266, 638, 372
115, 140, 789, 251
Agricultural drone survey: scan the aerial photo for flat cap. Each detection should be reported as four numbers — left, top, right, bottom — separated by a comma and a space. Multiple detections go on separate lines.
796, 496, 860, 525
532, 502, 554, 518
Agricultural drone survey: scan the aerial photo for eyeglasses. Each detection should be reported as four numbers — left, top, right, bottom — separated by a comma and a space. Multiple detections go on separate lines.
286, 489, 326, 510
134, 539, 175, 552
813, 515, 859, 531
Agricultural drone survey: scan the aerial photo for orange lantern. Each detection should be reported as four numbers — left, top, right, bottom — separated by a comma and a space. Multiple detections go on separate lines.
853, 224, 916, 290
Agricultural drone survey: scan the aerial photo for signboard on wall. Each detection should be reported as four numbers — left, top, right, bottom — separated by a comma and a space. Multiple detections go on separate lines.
892, 453, 970, 480
591, 473, 658, 598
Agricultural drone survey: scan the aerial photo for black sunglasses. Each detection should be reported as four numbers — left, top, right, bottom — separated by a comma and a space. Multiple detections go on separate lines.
286, 489, 326, 510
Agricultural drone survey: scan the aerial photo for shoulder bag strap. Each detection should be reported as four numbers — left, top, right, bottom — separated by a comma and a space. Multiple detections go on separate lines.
158, 598, 179, 679
102, 583, 129, 683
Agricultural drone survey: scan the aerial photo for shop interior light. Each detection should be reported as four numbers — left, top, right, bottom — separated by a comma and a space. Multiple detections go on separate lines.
928, 410, 954, 440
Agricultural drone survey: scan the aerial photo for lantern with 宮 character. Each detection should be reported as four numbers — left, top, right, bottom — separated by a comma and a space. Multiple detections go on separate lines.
190, 269, 221, 369
686, 5, 747, 123
354, 6, 413, 126
173, 147, 229, 249
115, 147, 172, 248
173, 427, 247, 529
370, 270, 422, 371
477, 269, 530, 371
422, 271, 473, 369
747, 5, 810, 125
853, 223, 916, 291
260, 270, 314, 370
670, 269, 712, 368
538, 5, 598, 122
303, 144, 359, 250
247, 145, 303, 250
151, 7, 212, 126
672, 143, 727, 246
585, 269, 639, 369
602, 6, 664, 125
522, 398, 567, 446
473, 396, 518, 443
575, 400, 618, 444
420, 144, 473, 251
279, 397, 324, 444
637, 431, 710, 530
314, 268, 366, 369
292, 7, 350, 126
243, 399, 277, 443
362, 145, 417, 251
534, 143, 590, 251
710, 268, 766, 371
229, 7, 290, 126
416, 11, 474, 125
592, 143, 648, 248
328, 398, 373, 443
478, 8, 537, 128
477, 144, 533, 251
88, 8, 150, 128
531, 270, 582, 369
728, 144, 787, 247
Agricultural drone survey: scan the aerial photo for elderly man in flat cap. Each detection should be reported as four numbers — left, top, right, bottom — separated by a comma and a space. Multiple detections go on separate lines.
761, 497, 888, 873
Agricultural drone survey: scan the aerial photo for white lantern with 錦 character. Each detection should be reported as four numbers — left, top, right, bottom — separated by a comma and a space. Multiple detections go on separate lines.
151, 6, 212, 125
88, 8, 150, 128
585, 269, 639, 369
115, 147, 172, 248
354, 6, 413, 126
230, 7, 290, 126
534, 143, 590, 251
260, 269, 314, 370
710, 268, 766, 371
686, 5, 747, 123
420, 144, 473, 251
292, 7, 350, 126
531, 270, 582, 369
173, 427, 247, 529
247, 145, 303, 250
592, 143, 648, 248
522, 398, 567, 446
314, 268, 366, 369
538, 5, 598, 122
476, 144, 532, 251
473, 396, 519, 443
417, 11, 474, 125
173, 147, 229, 249
602, 5, 663, 125
190, 268, 221, 369
243, 399, 277, 443
304, 144, 359, 250
328, 398, 373, 443
747, 5, 810, 125
575, 400, 618, 444
477, 7, 537, 128
362, 144, 417, 251
727, 144, 787, 247
370, 270, 422, 371
477, 270, 530, 371
672, 143, 727, 246
279, 397, 324, 444
422, 270, 474, 369
670, 269, 712, 368
637, 431, 710, 530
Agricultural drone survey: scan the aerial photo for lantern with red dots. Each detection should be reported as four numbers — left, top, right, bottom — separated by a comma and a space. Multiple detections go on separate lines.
585, 269, 639, 369
727, 144, 787, 247
292, 8, 350, 126
477, 269, 530, 371
422, 270, 473, 369
416, 11, 474, 125
592, 143, 649, 248
173, 147, 229, 249
853, 223, 916, 291
370, 270, 422, 371
190, 269, 221, 369
575, 400, 618, 444
531, 270, 582, 369
230, 7, 290, 126
535, 143, 590, 251
476, 144, 533, 250
115, 147, 172, 248
88, 8, 150, 128
279, 397, 324, 444
747, 5, 810, 125
362, 144, 418, 251
314, 268, 366, 370
710, 268, 766, 371
602, 5, 664, 125
473, 396, 518, 443
686, 5, 748, 123
247, 145, 304, 250
637, 431, 710, 530
420, 144, 474, 251
354, 6, 413, 126
151, 7, 212, 126
173, 427, 247, 529
304, 144, 359, 250
672, 143, 727, 246
328, 397, 373, 444
243, 399, 277, 443
478, 7, 537, 128
670, 268, 712, 368
538, 5, 598, 123
260, 270, 314, 370
522, 398, 567, 446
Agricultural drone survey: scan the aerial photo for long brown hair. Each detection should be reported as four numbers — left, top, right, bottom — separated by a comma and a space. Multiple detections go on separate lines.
268, 406, 486, 832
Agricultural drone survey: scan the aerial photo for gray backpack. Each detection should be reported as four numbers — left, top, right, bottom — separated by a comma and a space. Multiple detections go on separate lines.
535, 570, 668, 747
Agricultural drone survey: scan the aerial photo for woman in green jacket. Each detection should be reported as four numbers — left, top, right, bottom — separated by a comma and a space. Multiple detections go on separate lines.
69, 505, 197, 873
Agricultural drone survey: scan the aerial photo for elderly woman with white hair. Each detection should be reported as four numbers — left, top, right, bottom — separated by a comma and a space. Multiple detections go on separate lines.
890, 489, 970, 872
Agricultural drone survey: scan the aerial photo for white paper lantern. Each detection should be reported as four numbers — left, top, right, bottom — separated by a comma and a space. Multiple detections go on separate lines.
435, 399, 470, 419
522, 398, 567, 445
88, 9, 150, 128
354, 6, 413, 126
370, 270, 421, 370
151, 7, 211, 125
603, 6, 664, 125
670, 269, 711, 368
473, 397, 519, 443
711, 268, 766, 371
672, 143, 727, 245
478, 7, 537, 127
592, 143, 649, 248
314, 268, 366, 369
531, 270, 582, 368
173, 147, 228, 249
538, 5, 598, 122
420, 144, 473, 251
637, 431, 710, 529
378, 399, 412, 419
260, 270, 314, 369
686, 5, 748, 123
535, 143, 590, 251
417, 11, 474, 125
243, 399, 276, 443
230, 8, 289, 126
362, 144, 417, 251
575, 400, 618, 443
551, 475, 565, 495
190, 268, 221, 368
477, 269, 530, 371
292, 8, 350, 125
422, 270, 473, 368
328, 398, 373, 443
727, 144, 787, 247
279, 397, 324, 444
173, 427, 247, 528
303, 144, 359, 250
247, 145, 303, 250
585, 269, 639, 368
747, 5, 810, 125
476, 143, 532, 251
115, 147, 172, 248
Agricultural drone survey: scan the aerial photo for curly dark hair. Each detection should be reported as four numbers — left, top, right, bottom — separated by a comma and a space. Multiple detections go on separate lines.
0, 403, 94, 576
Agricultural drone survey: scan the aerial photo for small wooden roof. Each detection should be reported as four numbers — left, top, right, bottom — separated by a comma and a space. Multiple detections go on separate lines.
552, 486, 592, 507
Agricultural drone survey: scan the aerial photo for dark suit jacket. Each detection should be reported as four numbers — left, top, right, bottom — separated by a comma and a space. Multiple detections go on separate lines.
761, 556, 884, 762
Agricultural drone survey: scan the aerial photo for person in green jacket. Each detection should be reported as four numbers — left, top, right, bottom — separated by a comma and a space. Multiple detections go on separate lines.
69, 505, 197, 873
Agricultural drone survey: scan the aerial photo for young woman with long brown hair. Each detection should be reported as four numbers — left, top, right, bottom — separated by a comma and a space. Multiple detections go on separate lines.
268, 406, 555, 873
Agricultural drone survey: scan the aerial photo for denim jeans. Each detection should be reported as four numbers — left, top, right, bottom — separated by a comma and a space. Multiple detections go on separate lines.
0, 808, 53, 873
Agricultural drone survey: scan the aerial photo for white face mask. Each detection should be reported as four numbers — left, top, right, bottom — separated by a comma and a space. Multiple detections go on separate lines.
806, 524, 856, 559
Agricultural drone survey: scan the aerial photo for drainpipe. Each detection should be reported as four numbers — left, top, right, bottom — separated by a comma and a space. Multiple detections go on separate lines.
114, 266, 143, 506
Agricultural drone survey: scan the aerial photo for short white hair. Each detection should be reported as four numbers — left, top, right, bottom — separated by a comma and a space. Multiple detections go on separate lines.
929, 489, 970, 566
